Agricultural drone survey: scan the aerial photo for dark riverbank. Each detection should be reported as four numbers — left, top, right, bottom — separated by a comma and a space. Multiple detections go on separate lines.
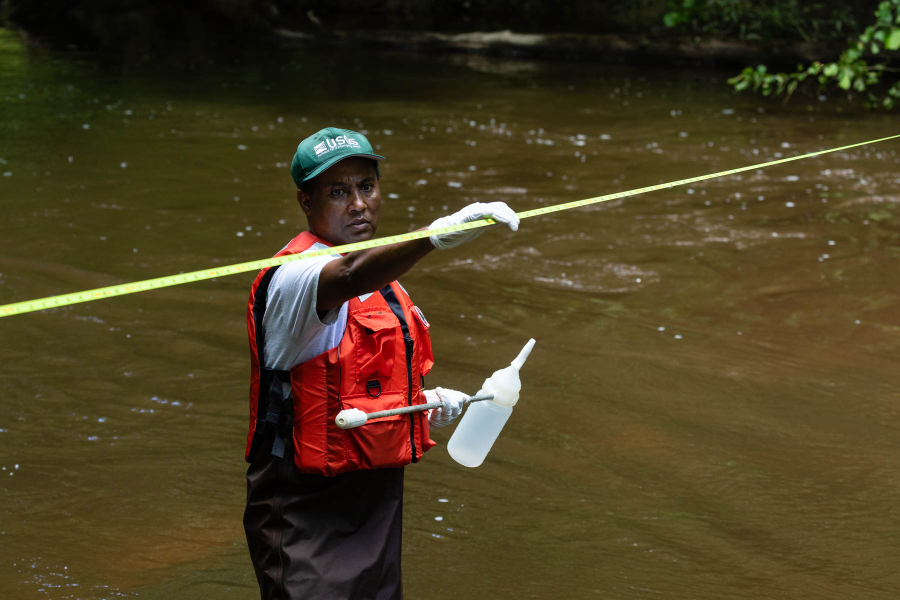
3, 0, 874, 67
273, 28, 838, 69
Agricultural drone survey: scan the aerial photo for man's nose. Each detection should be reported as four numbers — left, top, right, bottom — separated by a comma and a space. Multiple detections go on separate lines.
348, 190, 367, 211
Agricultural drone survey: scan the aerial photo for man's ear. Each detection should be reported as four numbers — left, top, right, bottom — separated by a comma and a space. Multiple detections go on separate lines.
297, 189, 312, 218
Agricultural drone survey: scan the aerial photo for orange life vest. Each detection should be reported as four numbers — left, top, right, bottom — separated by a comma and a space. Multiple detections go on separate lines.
245, 231, 436, 476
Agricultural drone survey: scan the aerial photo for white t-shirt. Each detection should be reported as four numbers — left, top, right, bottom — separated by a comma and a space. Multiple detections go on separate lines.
261, 242, 348, 371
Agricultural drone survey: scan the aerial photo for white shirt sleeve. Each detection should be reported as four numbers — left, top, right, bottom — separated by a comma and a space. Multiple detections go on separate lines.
261, 253, 349, 371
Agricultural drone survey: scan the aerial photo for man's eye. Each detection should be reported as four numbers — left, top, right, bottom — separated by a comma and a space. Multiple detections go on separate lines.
330, 189, 345, 197
361, 184, 373, 192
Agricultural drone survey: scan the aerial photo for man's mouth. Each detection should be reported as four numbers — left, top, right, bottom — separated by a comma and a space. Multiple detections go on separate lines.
348, 219, 370, 231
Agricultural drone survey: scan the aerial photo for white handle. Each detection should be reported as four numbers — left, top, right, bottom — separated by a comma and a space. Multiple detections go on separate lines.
335, 408, 368, 429
335, 394, 495, 430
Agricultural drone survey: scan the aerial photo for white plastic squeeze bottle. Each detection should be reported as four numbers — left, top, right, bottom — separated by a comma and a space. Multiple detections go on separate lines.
447, 338, 535, 467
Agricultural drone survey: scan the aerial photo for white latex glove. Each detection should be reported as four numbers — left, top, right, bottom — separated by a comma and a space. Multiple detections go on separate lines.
424, 387, 469, 428
428, 202, 519, 250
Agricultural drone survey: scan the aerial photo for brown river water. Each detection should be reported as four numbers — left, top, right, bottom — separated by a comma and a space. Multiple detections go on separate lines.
2, 29, 900, 600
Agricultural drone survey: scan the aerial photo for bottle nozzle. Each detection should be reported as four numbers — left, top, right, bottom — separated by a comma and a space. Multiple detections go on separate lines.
510, 338, 536, 370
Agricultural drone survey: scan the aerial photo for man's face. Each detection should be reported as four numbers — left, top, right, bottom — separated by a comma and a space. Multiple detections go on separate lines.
297, 157, 381, 245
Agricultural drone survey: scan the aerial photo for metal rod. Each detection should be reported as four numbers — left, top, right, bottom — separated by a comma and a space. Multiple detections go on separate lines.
364, 393, 494, 421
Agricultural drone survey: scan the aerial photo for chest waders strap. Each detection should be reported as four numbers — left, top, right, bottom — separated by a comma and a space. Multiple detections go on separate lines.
261, 368, 292, 459
248, 266, 295, 462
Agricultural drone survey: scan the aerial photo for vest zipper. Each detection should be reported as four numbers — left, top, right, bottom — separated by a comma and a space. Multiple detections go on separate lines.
404, 334, 418, 462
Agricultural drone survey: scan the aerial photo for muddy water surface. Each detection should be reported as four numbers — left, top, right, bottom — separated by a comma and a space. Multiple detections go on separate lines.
2, 29, 900, 599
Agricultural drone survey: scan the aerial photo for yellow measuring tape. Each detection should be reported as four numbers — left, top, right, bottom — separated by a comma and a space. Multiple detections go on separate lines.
2, 133, 898, 319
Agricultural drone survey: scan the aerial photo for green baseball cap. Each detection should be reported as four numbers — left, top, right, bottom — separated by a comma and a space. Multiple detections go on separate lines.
290, 127, 386, 188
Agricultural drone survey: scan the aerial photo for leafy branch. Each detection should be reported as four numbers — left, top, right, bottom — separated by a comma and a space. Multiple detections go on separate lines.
726, 0, 900, 108
663, 0, 859, 43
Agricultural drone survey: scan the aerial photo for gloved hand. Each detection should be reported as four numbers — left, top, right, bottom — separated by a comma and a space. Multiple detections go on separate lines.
428, 202, 519, 250
424, 387, 469, 428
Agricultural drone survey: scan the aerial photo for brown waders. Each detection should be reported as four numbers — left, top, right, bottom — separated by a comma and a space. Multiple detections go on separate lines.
243, 436, 405, 600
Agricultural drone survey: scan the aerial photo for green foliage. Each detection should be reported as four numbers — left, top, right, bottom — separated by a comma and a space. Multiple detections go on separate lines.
724, 0, 900, 108
662, 0, 859, 42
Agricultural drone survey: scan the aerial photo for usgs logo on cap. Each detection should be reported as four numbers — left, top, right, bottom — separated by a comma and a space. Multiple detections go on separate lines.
313, 135, 361, 157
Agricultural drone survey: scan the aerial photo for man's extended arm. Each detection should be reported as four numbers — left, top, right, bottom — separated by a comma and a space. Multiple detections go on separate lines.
316, 235, 434, 314
316, 201, 519, 314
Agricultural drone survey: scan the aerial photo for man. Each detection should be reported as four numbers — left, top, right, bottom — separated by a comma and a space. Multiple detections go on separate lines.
242, 127, 519, 599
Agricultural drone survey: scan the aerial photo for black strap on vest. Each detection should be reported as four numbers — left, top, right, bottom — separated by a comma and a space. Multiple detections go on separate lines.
248, 266, 293, 462
379, 284, 418, 462
379, 284, 410, 338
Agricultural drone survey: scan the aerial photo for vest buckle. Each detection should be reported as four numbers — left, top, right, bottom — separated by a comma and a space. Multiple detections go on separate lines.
366, 380, 382, 398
